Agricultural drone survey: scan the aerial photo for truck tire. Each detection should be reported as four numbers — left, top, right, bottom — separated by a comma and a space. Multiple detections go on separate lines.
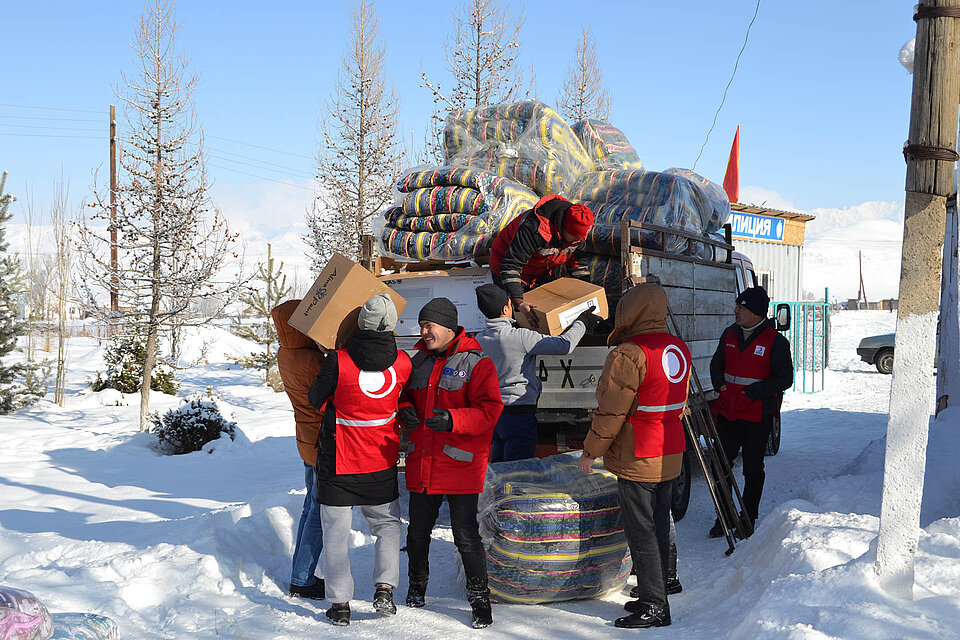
764, 416, 781, 456
875, 348, 894, 375
671, 450, 692, 521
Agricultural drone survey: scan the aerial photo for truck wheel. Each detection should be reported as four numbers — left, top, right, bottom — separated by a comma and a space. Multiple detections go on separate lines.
875, 349, 894, 375
764, 416, 781, 456
671, 450, 692, 521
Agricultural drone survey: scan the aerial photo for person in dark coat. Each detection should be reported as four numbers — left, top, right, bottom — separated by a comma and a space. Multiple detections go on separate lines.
398, 297, 503, 629
272, 299, 325, 601
308, 294, 412, 626
709, 286, 793, 536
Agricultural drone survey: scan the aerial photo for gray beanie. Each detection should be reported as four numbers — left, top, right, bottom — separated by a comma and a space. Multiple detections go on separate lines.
358, 293, 398, 332
418, 297, 458, 332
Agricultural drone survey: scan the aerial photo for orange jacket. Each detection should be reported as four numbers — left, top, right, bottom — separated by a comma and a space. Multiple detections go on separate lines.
272, 299, 325, 466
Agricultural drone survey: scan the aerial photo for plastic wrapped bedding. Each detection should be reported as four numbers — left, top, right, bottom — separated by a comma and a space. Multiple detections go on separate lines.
374, 166, 538, 261
443, 101, 595, 196
479, 454, 631, 604
0, 587, 119, 640
571, 119, 643, 171
50, 614, 120, 640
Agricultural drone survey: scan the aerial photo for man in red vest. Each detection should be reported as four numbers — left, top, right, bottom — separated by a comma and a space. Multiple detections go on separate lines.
577, 283, 691, 629
488, 195, 594, 324
709, 286, 793, 537
307, 294, 412, 626
397, 297, 503, 628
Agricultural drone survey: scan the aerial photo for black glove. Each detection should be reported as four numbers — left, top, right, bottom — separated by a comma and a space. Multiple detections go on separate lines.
399, 405, 419, 428
742, 383, 763, 399
424, 408, 453, 432
575, 309, 600, 332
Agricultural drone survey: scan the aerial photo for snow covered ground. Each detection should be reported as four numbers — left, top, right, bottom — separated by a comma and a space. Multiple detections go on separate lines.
2, 310, 959, 639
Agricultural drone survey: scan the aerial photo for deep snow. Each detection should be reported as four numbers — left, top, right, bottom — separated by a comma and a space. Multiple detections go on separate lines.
1, 310, 958, 639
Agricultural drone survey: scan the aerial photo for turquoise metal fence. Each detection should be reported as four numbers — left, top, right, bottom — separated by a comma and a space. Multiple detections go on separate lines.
771, 288, 829, 393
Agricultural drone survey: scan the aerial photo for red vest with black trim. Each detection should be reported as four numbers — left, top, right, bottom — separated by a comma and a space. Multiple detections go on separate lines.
332, 349, 412, 475
714, 326, 776, 422
488, 196, 575, 288
625, 333, 691, 458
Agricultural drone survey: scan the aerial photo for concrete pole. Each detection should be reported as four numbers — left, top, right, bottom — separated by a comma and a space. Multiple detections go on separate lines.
876, 0, 960, 598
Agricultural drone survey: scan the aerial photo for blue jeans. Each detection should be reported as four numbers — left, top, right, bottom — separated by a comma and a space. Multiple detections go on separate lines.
290, 462, 324, 587
490, 412, 537, 463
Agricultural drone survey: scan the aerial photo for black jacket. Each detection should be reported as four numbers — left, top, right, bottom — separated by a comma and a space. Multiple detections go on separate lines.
709, 320, 793, 421
307, 330, 400, 506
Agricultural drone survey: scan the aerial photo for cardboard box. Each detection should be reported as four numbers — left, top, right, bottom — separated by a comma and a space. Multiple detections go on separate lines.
515, 278, 610, 336
380, 267, 493, 336
290, 253, 407, 350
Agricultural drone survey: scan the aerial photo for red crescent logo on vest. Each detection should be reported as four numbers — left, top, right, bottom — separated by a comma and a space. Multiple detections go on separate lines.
661, 345, 689, 383
358, 367, 398, 399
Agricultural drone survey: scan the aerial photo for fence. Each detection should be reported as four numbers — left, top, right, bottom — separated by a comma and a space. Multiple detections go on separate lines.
772, 288, 829, 394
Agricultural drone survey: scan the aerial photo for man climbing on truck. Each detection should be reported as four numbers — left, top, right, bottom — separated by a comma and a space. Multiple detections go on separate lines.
488, 195, 594, 326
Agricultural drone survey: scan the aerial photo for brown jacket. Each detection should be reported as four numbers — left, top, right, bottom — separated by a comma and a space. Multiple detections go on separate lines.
582, 283, 686, 483
272, 299, 325, 466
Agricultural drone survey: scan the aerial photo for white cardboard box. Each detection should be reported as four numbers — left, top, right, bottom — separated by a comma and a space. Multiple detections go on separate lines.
380, 268, 493, 336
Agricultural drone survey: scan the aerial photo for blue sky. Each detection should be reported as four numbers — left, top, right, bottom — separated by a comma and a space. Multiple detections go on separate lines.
2, 0, 915, 233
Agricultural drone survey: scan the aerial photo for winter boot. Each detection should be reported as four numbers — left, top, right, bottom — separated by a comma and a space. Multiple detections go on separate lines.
708, 518, 725, 538
615, 603, 671, 629
666, 543, 682, 595
325, 602, 350, 626
467, 578, 493, 629
373, 584, 397, 616
288, 578, 325, 600
405, 580, 427, 608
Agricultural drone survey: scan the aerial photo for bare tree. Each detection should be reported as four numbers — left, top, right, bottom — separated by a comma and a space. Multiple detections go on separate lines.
75, 0, 242, 431
420, 0, 525, 162
557, 25, 611, 123
50, 178, 72, 406
305, 1, 401, 273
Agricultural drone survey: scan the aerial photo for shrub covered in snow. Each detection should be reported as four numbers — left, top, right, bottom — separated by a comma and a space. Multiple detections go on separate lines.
151, 394, 236, 455
90, 333, 178, 395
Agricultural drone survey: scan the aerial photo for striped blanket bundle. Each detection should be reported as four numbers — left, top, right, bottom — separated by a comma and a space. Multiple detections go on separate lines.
374, 166, 538, 261
479, 454, 631, 605
571, 119, 644, 171
0, 586, 119, 640
443, 101, 595, 196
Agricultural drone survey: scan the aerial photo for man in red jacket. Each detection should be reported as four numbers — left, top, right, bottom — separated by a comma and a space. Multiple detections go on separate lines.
488, 195, 594, 323
398, 297, 503, 629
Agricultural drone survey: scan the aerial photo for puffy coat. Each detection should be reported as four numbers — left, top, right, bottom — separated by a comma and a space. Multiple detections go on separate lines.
401, 328, 503, 494
272, 299, 325, 466
582, 284, 687, 483
488, 195, 589, 301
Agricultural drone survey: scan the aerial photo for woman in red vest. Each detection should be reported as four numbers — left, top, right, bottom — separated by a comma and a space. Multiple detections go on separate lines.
578, 283, 691, 629
709, 286, 793, 536
307, 294, 411, 626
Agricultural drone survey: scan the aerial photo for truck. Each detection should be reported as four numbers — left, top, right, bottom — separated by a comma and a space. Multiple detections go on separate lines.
380, 218, 788, 520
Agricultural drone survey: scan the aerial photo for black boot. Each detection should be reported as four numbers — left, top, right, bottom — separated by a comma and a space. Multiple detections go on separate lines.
373, 584, 397, 616
709, 518, 725, 538
325, 602, 350, 626
467, 578, 492, 629
406, 580, 427, 608
666, 543, 682, 594
615, 603, 671, 629
288, 578, 325, 600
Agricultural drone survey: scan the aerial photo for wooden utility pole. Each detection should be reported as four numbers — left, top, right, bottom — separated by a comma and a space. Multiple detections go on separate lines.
876, 0, 960, 599
858, 251, 868, 306
109, 104, 119, 314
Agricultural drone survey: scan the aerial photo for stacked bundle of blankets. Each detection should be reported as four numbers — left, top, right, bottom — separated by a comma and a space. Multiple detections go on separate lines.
0, 586, 120, 640
478, 454, 631, 605
375, 100, 731, 281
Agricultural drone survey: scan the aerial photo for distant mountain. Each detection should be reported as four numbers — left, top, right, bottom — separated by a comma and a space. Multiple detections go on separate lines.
805, 200, 904, 239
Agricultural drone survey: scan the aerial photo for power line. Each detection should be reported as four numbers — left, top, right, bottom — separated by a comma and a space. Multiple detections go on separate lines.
0, 123, 101, 132
208, 147, 314, 177
0, 132, 100, 139
0, 102, 102, 114
692, 0, 761, 171
209, 163, 316, 192
0, 114, 102, 123
207, 134, 314, 160
209, 154, 314, 179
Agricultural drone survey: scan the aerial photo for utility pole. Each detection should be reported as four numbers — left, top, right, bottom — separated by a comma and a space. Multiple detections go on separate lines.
858, 251, 868, 307
876, 0, 960, 599
109, 104, 119, 315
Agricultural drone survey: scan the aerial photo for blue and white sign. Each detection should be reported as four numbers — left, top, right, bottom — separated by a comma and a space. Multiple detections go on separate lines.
729, 212, 784, 242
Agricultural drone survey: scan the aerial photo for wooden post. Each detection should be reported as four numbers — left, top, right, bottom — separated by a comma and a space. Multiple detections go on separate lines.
109, 104, 119, 315
876, 0, 960, 599
360, 233, 376, 273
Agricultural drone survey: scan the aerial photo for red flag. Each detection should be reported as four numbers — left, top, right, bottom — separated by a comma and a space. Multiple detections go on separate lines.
723, 126, 740, 203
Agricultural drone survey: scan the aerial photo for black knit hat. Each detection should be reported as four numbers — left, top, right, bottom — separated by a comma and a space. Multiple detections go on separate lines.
736, 287, 770, 318
418, 297, 458, 332
475, 283, 509, 319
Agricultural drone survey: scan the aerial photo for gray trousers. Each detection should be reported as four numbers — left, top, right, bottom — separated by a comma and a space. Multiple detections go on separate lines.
320, 500, 401, 604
